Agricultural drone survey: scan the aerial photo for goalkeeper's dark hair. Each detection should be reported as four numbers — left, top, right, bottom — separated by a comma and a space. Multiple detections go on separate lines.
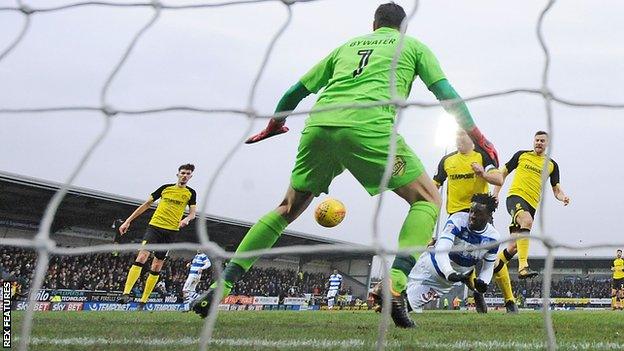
471, 193, 498, 214
178, 163, 195, 172
374, 2, 406, 30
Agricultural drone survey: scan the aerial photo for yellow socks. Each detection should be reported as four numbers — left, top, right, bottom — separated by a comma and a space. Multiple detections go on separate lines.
494, 263, 515, 303
123, 262, 144, 295
140, 271, 160, 303
516, 229, 531, 271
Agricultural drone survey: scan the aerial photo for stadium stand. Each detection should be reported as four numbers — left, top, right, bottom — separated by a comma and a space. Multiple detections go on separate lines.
0, 171, 370, 300
0, 246, 345, 300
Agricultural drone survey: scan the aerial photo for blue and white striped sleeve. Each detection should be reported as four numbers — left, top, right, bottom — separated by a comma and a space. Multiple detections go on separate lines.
434, 220, 458, 278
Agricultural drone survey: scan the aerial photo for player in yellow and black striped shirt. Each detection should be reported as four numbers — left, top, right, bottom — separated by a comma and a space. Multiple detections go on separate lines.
434, 130, 501, 214
116, 163, 197, 309
611, 250, 624, 310
433, 130, 522, 313
493, 131, 570, 280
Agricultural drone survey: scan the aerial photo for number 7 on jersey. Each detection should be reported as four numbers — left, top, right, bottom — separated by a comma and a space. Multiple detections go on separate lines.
353, 49, 374, 78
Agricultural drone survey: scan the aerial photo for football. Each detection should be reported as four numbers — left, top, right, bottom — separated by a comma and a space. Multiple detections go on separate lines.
314, 198, 346, 228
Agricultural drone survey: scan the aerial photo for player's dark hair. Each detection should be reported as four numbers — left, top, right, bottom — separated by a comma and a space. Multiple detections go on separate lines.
535, 130, 548, 137
178, 163, 195, 172
471, 193, 498, 214
374, 2, 406, 30
618, 249, 622, 253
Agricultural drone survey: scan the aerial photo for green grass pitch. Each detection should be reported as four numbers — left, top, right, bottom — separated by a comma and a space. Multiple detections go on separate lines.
11, 310, 624, 350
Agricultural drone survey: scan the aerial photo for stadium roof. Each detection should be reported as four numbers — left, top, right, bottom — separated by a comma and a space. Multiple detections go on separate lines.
0, 171, 370, 261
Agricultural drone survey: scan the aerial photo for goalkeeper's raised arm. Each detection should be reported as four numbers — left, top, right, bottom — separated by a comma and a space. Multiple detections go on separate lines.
245, 82, 311, 144
428, 79, 498, 167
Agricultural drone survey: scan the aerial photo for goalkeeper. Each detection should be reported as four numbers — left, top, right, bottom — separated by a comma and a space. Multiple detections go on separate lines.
192, 2, 498, 328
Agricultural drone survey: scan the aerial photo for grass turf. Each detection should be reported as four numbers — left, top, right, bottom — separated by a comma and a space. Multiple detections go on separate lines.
10, 310, 624, 350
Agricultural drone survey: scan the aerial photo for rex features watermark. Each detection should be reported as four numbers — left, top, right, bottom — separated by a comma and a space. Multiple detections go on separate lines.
2, 282, 11, 349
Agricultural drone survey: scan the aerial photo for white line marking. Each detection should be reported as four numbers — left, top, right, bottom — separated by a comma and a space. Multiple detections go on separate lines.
15, 337, 624, 350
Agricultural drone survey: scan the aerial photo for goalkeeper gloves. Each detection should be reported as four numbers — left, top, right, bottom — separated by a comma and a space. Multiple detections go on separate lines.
467, 126, 499, 167
245, 118, 289, 144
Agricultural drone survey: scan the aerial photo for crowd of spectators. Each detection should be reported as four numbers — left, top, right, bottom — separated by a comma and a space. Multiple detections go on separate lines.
230, 267, 332, 297
484, 277, 611, 298
0, 246, 196, 294
0, 246, 345, 298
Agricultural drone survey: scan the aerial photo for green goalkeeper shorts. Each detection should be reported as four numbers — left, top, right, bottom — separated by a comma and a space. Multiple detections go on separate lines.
290, 126, 425, 196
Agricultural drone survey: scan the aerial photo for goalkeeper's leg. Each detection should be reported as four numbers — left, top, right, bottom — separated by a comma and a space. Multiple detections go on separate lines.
221, 186, 312, 291
388, 174, 440, 328
390, 175, 440, 295
192, 128, 341, 318
390, 174, 440, 294
192, 186, 313, 318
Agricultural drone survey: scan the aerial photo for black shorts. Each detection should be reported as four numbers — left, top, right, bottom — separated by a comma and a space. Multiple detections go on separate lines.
613, 278, 624, 290
142, 225, 175, 260
506, 195, 536, 232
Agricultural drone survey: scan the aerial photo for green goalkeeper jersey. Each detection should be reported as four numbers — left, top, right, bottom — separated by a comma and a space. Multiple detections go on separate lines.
300, 27, 446, 129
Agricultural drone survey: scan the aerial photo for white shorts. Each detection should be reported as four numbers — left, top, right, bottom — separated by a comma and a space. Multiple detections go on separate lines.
406, 253, 459, 309
182, 273, 201, 294
327, 289, 338, 298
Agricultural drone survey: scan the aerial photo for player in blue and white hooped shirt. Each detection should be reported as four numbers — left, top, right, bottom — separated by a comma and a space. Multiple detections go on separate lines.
406, 194, 500, 311
183, 251, 211, 305
326, 270, 343, 309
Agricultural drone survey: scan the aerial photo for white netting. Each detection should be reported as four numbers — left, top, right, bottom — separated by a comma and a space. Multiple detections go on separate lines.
1, 1, 624, 351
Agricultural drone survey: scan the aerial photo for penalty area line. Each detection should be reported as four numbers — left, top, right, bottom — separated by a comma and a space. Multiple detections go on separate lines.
15, 337, 624, 350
